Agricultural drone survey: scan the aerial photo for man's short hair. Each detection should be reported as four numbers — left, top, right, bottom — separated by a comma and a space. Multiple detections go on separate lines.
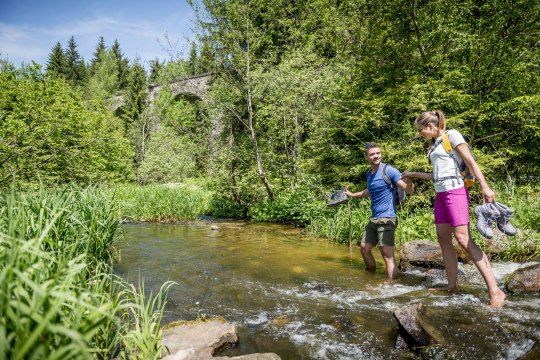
364, 142, 380, 155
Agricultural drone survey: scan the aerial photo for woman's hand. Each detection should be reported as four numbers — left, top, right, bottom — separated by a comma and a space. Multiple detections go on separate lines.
401, 171, 413, 179
482, 186, 496, 204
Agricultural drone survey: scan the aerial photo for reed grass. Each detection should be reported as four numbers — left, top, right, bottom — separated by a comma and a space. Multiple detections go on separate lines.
0, 185, 174, 359
109, 183, 212, 222
492, 183, 540, 260
117, 279, 175, 360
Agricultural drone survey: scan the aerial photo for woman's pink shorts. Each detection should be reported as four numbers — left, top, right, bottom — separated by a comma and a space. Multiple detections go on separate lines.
434, 186, 469, 227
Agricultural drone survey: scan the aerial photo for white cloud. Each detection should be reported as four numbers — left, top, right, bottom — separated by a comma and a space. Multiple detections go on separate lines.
0, 22, 50, 65
0, 11, 195, 68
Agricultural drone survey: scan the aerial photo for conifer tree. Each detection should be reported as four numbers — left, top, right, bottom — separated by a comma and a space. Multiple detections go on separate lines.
111, 39, 129, 89
89, 36, 107, 76
64, 36, 87, 86
123, 61, 149, 167
148, 57, 165, 84
46, 42, 67, 77
188, 41, 198, 75
198, 40, 214, 73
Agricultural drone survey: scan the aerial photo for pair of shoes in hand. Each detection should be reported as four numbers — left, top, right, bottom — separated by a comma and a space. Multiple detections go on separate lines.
474, 202, 517, 238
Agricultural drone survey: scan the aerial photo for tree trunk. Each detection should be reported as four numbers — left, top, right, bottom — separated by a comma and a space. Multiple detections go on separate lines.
245, 13, 274, 201
246, 87, 274, 201
410, 0, 428, 67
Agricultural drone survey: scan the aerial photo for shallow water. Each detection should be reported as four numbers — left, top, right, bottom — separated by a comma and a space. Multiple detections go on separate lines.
114, 221, 540, 360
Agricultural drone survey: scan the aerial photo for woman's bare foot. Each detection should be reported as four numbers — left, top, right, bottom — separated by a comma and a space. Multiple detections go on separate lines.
428, 286, 459, 293
489, 290, 506, 308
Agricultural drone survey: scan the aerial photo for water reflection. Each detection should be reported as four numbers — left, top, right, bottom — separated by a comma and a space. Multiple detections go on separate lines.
114, 222, 540, 360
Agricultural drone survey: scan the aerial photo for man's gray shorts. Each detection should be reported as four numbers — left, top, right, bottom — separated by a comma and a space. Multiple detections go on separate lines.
361, 217, 398, 247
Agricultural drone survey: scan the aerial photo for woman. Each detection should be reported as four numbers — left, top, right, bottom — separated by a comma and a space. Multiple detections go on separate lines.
402, 110, 505, 308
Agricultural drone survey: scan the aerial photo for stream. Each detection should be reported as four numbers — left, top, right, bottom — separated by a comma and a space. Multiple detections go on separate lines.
114, 221, 540, 360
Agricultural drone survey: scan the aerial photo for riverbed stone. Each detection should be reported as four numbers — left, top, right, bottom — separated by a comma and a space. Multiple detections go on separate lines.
393, 303, 436, 349
399, 239, 473, 272
399, 240, 445, 271
505, 263, 540, 293
161, 318, 281, 360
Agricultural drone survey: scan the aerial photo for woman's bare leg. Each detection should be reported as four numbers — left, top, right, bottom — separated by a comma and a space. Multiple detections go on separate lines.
453, 224, 505, 307
435, 223, 459, 291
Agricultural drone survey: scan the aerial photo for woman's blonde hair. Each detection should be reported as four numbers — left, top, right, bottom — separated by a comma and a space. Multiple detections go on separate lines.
415, 111, 446, 144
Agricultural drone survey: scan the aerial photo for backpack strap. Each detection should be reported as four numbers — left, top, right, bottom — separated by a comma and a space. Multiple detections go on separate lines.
381, 163, 393, 187
437, 130, 465, 182
441, 131, 452, 153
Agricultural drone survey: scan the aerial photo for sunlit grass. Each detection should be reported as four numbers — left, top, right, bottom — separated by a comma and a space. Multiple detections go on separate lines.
109, 183, 213, 222
0, 186, 174, 359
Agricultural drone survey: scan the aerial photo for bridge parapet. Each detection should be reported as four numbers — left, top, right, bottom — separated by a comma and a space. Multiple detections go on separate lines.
111, 73, 214, 112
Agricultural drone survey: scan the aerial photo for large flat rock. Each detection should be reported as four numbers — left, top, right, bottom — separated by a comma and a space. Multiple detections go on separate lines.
161, 318, 280, 360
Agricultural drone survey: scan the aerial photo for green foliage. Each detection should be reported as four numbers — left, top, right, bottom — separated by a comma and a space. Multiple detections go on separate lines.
308, 200, 371, 244
118, 280, 175, 360
137, 89, 209, 184
46, 42, 67, 77
84, 49, 120, 101
64, 36, 88, 87
122, 61, 148, 132
207, 194, 248, 219
0, 186, 172, 359
248, 189, 327, 224
0, 63, 134, 187
151, 60, 191, 84
491, 184, 540, 260
110, 182, 213, 222
137, 129, 200, 184
111, 39, 130, 90
148, 57, 165, 84
89, 36, 107, 76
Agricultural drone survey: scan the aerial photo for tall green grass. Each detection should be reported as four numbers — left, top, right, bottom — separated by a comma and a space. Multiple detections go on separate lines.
0, 186, 173, 359
492, 183, 540, 260
110, 183, 212, 222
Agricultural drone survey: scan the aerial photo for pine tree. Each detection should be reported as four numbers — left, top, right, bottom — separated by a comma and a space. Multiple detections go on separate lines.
111, 39, 129, 90
122, 61, 147, 133
46, 42, 67, 77
198, 40, 214, 74
89, 36, 107, 76
123, 61, 148, 167
148, 57, 164, 84
188, 41, 198, 75
64, 36, 87, 86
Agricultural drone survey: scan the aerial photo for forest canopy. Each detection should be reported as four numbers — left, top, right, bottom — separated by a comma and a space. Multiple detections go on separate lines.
1, 0, 539, 199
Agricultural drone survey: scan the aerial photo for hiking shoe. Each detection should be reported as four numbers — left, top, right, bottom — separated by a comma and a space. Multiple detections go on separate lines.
474, 203, 500, 239
493, 202, 517, 236
327, 187, 349, 207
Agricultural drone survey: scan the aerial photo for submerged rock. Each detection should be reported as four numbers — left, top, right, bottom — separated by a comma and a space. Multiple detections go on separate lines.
161, 318, 280, 360
505, 263, 540, 293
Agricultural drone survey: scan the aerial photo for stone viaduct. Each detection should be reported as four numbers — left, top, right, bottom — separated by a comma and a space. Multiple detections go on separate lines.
110, 72, 213, 113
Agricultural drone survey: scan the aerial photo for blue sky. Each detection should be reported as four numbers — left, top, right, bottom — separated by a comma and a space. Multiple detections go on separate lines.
0, 0, 197, 69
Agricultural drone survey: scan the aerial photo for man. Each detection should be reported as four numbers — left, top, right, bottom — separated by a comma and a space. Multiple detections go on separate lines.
345, 143, 414, 279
